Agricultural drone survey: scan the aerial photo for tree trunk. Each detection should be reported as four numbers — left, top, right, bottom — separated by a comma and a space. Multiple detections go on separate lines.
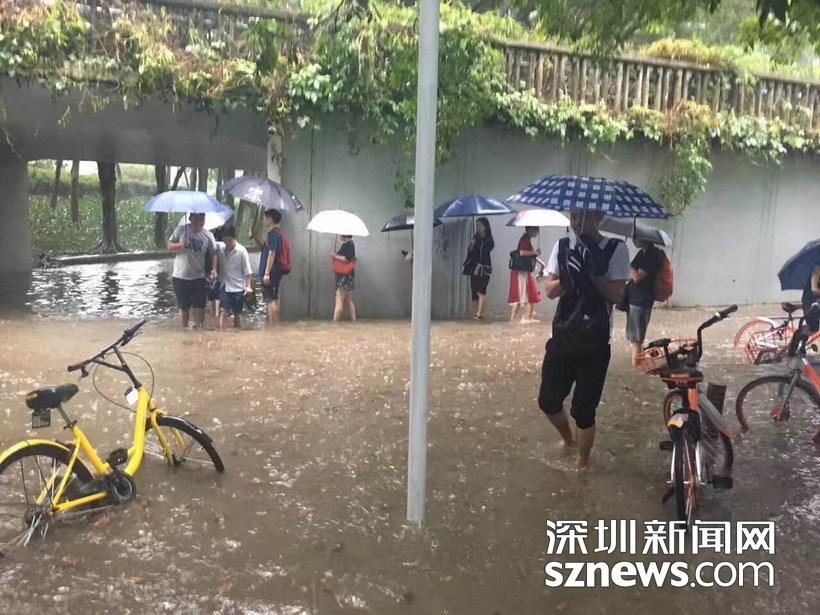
153, 165, 169, 248
97, 162, 121, 253
223, 168, 235, 207
50, 160, 63, 209
216, 168, 224, 201
188, 167, 197, 190
197, 167, 208, 192
171, 166, 186, 190
69, 161, 80, 225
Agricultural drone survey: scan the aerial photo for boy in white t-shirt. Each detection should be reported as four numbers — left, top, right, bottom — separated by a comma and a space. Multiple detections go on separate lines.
540, 209, 630, 468
216, 225, 253, 329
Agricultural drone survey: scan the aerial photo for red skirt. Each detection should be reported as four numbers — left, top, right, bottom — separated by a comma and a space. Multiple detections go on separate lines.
508, 270, 542, 305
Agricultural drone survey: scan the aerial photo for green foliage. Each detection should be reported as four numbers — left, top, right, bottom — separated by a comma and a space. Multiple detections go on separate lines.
518, 0, 820, 54
642, 37, 820, 80
30, 193, 155, 254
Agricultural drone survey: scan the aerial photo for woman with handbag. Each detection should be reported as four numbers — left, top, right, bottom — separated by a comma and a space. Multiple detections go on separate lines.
508, 226, 542, 323
464, 217, 494, 320
332, 235, 357, 322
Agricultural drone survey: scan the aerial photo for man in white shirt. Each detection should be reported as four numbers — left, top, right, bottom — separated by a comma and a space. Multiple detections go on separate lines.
540, 208, 630, 468
216, 225, 253, 329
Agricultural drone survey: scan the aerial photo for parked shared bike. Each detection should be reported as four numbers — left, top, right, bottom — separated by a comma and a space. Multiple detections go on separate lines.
0, 320, 224, 550
637, 306, 737, 527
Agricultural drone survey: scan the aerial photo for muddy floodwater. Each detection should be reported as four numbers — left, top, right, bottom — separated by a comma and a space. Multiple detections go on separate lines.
0, 265, 819, 614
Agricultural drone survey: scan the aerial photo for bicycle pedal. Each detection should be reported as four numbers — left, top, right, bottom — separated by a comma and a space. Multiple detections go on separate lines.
712, 475, 733, 490
107, 448, 128, 467
659, 440, 674, 451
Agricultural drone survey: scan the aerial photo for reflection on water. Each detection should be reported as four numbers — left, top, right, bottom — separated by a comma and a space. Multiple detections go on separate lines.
0, 259, 262, 322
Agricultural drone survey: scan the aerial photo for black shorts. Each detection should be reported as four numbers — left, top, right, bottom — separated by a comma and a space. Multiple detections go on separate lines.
173, 277, 208, 311
538, 339, 611, 429
262, 269, 283, 303
219, 289, 245, 316
470, 274, 490, 301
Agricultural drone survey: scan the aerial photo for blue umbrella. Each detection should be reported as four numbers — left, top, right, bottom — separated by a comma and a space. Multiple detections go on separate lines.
144, 190, 232, 214
778, 240, 820, 291
507, 175, 669, 219
434, 194, 516, 218
221, 176, 304, 212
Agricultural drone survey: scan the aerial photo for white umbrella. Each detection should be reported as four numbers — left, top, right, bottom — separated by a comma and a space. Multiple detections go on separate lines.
175, 210, 234, 232
506, 209, 570, 227
307, 210, 370, 237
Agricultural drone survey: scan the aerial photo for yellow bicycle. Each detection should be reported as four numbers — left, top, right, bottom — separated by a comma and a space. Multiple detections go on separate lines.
0, 320, 224, 548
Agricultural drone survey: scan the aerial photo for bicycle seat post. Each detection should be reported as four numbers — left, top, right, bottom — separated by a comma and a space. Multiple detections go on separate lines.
56, 404, 76, 430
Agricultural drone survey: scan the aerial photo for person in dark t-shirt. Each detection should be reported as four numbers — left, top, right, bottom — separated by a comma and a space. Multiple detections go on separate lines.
333, 235, 357, 322
626, 240, 663, 366
260, 209, 285, 324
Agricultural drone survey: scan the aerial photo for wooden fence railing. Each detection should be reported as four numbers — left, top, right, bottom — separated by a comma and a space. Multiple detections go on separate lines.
63, 1, 820, 130
504, 42, 820, 130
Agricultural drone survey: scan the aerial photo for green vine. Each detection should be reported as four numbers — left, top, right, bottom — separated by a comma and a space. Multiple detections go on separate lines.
0, 1, 818, 214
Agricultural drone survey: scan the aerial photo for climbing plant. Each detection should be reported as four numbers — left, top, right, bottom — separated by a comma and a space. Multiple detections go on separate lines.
0, 0, 818, 215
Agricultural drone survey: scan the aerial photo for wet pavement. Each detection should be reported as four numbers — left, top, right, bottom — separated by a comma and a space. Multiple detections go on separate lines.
0, 266, 819, 613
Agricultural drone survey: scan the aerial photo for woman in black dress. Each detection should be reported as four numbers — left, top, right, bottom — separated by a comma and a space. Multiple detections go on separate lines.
467, 217, 494, 320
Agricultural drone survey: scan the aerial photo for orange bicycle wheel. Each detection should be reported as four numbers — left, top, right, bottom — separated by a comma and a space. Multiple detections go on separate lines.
734, 319, 779, 349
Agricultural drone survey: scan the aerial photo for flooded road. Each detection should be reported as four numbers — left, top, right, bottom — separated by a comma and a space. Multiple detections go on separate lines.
0, 268, 819, 613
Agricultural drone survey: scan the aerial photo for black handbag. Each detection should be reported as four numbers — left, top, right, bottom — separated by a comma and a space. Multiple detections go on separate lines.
509, 250, 535, 272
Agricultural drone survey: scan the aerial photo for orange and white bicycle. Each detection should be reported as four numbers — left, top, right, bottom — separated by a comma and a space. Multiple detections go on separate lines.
735, 303, 820, 444
734, 302, 820, 365
638, 306, 737, 527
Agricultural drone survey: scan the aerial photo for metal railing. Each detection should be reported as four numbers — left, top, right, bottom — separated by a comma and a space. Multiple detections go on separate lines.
45, 1, 820, 129
504, 41, 819, 129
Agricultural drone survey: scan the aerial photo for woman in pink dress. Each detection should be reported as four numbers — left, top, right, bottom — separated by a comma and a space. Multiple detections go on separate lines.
508, 226, 542, 322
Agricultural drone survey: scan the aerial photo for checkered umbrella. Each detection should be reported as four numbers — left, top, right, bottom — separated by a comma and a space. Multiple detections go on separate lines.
507, 175, 670, 219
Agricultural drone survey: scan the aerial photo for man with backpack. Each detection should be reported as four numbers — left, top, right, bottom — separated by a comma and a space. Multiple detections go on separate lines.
260, 209, 292, 324
625, 239, 671, 366
540, 209, 630, 468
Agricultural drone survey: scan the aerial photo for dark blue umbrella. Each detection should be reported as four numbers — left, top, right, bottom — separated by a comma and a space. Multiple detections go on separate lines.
144, 190, 232, 214
434, 195, 515, 218
778, 240, 820, 291
381, 212, 443, 232
507, 175, 669, 219
221, 175, 303, 212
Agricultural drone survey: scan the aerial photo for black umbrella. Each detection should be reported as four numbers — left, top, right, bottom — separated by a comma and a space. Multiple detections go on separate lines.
381, 212, 443, 233
779, 239, 820, 291
220, 176, 304, 212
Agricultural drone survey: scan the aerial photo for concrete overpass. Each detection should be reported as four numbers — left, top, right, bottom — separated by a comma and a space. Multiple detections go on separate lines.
0, 76, 269, 273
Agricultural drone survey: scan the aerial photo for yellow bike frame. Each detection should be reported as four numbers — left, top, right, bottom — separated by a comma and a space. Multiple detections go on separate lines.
35, 387, 175, 514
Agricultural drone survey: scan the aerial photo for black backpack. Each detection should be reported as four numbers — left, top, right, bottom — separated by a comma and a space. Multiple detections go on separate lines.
551, 237, 621, 354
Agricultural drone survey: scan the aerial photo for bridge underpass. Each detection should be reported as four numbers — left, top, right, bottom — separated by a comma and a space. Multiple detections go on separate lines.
0, 76, 271, 273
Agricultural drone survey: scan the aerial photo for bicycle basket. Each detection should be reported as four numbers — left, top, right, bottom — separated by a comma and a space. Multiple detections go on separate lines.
636, 339, 697, 375
745, 329, 790, 365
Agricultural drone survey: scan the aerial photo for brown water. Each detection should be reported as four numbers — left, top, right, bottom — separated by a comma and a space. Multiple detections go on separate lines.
0, 269, 818, 613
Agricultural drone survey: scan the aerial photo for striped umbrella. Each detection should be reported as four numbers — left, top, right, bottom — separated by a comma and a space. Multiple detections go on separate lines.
507, 175, 670, 219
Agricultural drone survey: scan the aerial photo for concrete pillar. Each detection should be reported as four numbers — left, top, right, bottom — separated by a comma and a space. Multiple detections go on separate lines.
0, 160, 31, 272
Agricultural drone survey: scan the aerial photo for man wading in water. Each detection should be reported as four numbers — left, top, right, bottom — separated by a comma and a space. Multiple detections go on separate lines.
540, 209, 630, 468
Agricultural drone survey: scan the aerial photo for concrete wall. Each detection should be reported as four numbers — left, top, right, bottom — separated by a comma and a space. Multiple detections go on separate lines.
276, 124, 820, 318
